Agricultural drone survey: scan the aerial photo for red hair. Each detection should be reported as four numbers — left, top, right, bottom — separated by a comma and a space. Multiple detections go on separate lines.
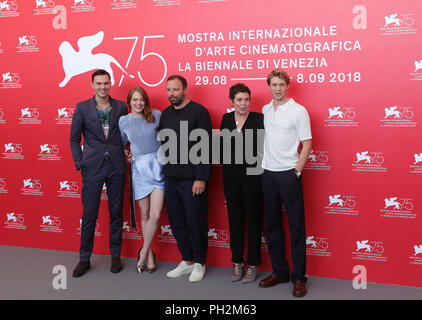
126, 86, 155, 123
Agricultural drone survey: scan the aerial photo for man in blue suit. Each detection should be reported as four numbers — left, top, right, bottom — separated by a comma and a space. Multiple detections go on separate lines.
70, 69, 128, 277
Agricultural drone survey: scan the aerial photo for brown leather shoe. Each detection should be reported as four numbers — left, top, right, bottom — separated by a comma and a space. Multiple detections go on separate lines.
72, 260, 90, 278
111, 257, 123, 273
292, 280, 307, 297
259, 273, 289, 288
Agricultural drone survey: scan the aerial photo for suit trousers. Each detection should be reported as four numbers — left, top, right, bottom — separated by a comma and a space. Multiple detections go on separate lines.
80, 159, 126, 261
165, 178, 208, 264
223, 167, 263, 266
262, 169, 307, 283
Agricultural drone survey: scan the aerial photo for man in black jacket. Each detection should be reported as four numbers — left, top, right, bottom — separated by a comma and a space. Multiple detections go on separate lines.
158, 75, 212, 283
70, 69, 127, 277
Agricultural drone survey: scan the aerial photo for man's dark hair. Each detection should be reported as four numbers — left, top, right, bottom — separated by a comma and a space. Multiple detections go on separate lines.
167, 74, 187, 89
229, 83, 251, 101
92, 69, 111, 82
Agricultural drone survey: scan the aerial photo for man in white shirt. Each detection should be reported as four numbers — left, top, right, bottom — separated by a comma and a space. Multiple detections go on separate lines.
258, 69, 312, 298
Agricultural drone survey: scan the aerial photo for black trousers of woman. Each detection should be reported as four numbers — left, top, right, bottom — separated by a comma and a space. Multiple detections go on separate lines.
223, 166, 263, 266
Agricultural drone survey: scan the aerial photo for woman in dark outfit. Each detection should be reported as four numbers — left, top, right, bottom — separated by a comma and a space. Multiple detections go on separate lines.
220, 83, 264, 283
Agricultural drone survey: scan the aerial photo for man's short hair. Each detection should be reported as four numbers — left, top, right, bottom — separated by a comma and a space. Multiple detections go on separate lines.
167, 74, 187, 89
266, 69, 290, 86
91, 69, 111, 82
229, 83, 251, 101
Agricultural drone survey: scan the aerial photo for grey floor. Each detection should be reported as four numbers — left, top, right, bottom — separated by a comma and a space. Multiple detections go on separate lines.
1, 245, 422, 300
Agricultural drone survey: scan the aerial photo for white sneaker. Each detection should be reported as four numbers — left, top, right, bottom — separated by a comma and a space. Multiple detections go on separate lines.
166, 261, 194, 278
189, 263, 206, 282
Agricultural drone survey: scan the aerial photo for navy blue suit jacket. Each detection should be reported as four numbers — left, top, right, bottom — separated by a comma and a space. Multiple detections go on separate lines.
70, 96, 128, 176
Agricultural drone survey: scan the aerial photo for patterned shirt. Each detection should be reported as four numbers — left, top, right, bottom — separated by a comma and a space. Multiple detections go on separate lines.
96, 103, 112, 138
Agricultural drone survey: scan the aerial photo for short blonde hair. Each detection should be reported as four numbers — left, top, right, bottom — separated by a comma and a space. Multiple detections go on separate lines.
267, 69, 290, 86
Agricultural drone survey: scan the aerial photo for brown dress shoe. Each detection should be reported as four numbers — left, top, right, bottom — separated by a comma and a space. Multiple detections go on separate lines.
259, 273, 289, 288
292, 280, 307, 297
72, 260, 90, 278
111, 257, 123, 273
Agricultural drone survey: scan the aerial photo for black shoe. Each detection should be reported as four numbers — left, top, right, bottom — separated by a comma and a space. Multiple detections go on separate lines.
72, 260, 90, 278
111, 257, 123, 273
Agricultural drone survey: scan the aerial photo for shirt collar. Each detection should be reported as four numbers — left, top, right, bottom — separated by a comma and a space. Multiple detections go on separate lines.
94, 96, 112, 108
271, 98, 292, 111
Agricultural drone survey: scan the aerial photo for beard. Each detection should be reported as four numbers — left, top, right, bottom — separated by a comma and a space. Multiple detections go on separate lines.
168, 93, 185, 107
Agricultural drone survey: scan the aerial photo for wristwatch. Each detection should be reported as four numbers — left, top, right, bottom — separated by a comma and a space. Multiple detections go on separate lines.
295, 170, 301, 178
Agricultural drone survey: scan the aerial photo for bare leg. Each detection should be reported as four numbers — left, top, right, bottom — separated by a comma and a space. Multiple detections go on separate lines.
136, 188, 164, 269
136, 196, 150, 268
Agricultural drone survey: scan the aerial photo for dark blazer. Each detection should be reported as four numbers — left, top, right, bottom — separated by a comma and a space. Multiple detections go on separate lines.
219, 111, 264, 170
70, 96, 128, 176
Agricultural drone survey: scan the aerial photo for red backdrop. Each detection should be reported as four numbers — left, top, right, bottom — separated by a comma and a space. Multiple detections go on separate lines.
1, 0, 421, 288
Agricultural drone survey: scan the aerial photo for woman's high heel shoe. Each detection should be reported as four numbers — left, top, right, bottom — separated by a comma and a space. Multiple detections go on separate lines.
137, 265, 145, 273
147, 251, 156, 273
136, 248, 146, 274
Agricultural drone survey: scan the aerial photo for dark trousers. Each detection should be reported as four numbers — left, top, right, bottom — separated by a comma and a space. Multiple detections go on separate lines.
165, 178, 208, 264
80, 160, 126, 261
223, 167, 263, 266
262, 169, 307, 283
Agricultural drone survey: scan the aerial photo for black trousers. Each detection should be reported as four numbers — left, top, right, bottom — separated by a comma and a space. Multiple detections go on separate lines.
262, 169, 307, 283
80, 160, 126, 261
165, 178, 209, 264
223, 166, 263, 266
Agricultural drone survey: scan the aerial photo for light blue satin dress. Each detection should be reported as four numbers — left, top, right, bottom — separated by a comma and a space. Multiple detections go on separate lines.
119, 110, 164, 200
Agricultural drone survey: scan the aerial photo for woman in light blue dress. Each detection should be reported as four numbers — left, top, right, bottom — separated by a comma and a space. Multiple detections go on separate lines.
119, 86, 165, 273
